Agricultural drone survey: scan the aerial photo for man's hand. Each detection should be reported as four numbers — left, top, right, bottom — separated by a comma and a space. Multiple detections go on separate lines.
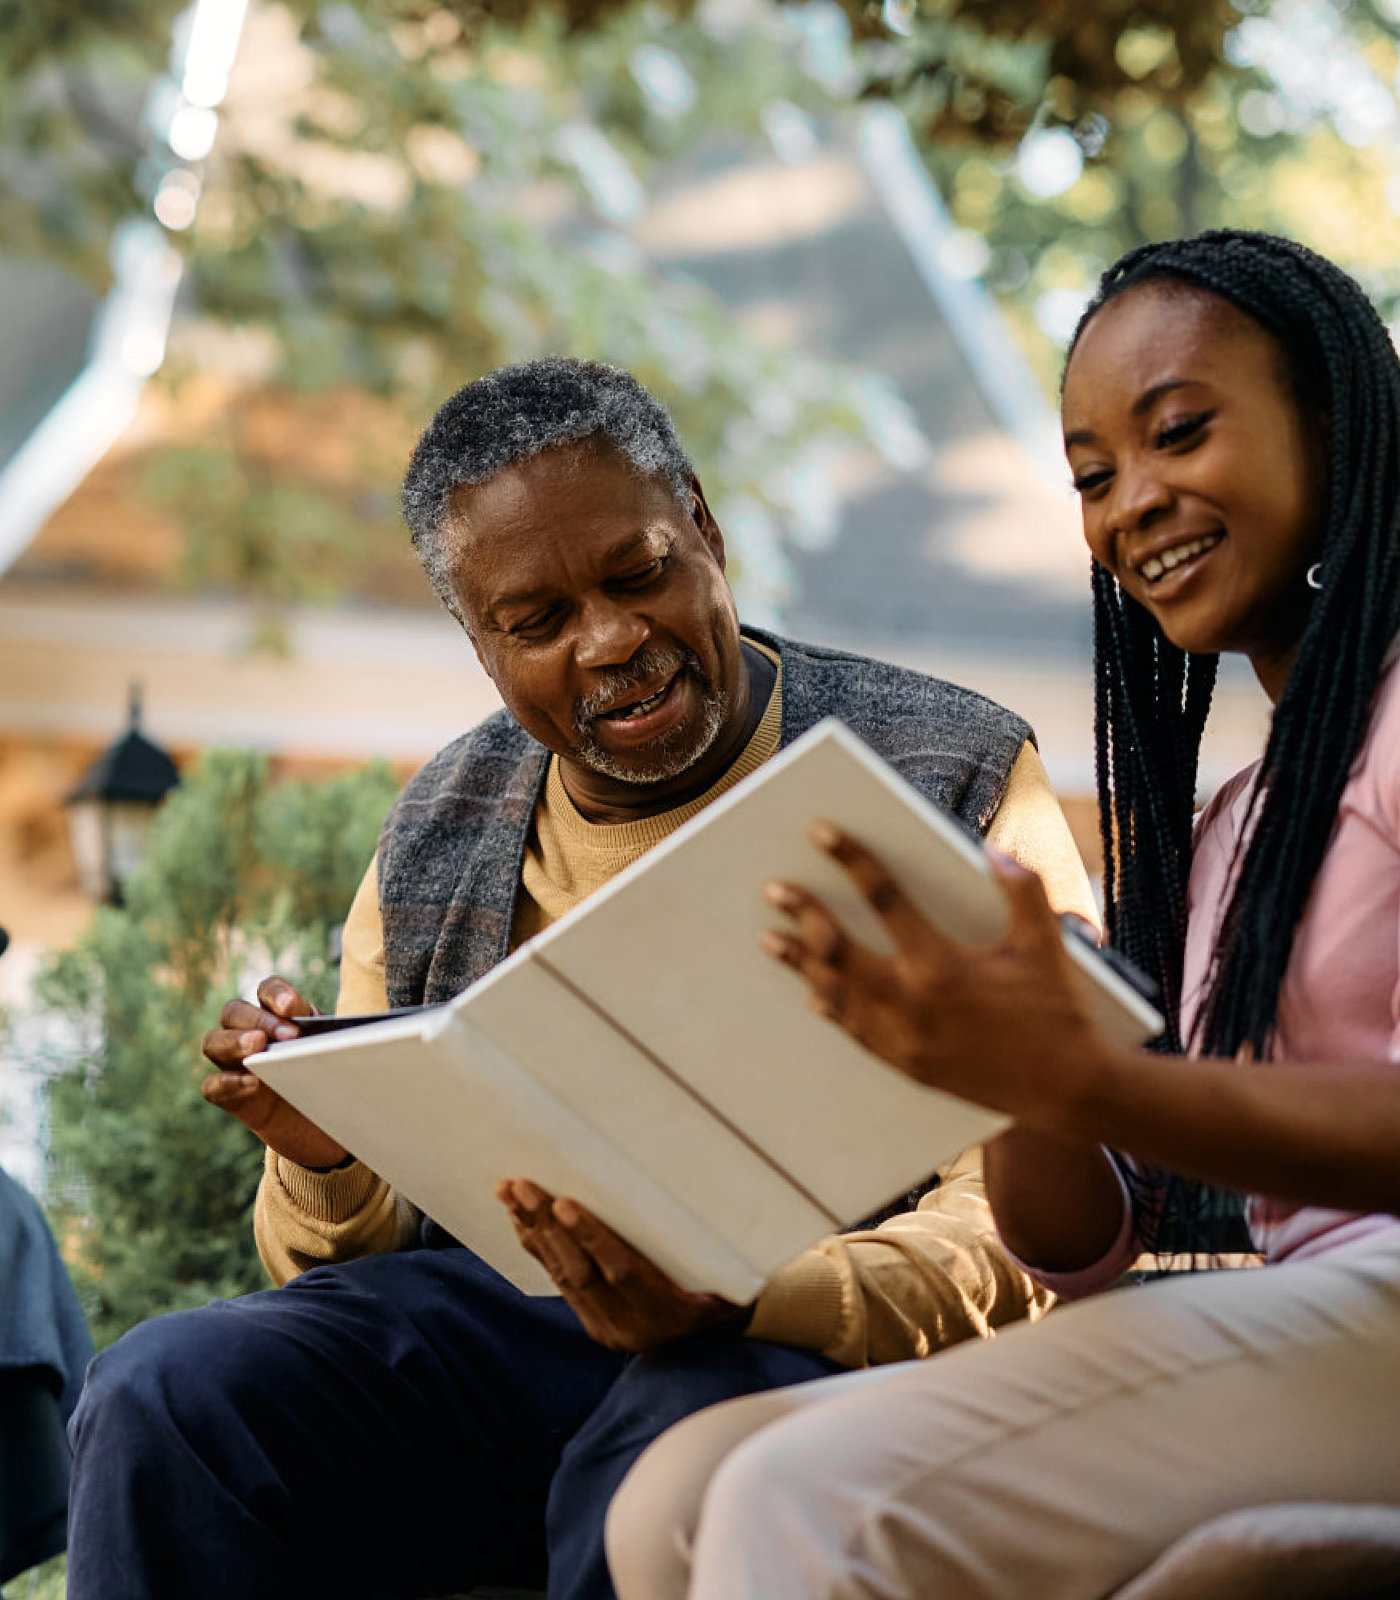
497, 1179, 750, 1353
201, 976, 350, 1170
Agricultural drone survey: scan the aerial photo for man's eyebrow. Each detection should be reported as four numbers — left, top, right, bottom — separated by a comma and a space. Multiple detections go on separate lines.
598, 530, 658, 566
1063, 379, 1203, 450
487, 581, 554, 619
486, 530, 660, 618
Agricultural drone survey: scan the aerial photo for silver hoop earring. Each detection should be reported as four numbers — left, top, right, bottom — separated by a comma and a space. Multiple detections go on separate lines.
1306, 562, 1323, 591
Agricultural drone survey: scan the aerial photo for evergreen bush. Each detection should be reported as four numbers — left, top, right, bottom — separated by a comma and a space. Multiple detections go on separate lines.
29, 750, 397, 1350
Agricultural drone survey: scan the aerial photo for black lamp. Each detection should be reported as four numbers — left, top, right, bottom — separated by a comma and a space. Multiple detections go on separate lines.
65, 685, 180, 904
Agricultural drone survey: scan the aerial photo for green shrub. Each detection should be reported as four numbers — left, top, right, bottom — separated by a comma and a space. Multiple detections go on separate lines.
30, 751, 397, 1349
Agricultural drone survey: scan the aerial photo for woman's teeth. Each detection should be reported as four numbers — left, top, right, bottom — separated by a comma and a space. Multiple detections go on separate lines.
1140, 532, 1222, 583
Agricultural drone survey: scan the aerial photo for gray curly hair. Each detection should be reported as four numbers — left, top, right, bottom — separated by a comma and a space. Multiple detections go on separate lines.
401, 357, 696, 621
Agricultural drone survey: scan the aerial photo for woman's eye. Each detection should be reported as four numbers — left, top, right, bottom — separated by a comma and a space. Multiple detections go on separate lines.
1155, 411, 1213, 449
1072, 469, 1113, 497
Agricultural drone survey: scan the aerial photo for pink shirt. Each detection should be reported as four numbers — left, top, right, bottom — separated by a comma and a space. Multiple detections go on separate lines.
1032, 656, 1400, 1298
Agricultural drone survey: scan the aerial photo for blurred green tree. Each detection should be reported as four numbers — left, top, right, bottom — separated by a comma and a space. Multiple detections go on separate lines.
0, 0, 870, 637
29, 751, 397, 1349
839, 0, 1239, 145
856, 1, 1400, 385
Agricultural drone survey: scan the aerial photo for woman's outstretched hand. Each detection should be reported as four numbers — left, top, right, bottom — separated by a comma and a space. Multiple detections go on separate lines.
761, 821, 1110, 1128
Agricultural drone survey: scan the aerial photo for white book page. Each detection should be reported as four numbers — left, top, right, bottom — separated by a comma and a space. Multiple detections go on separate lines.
255, 984, 824, 1300
461, 956, 836, 1274
533, 721, 1157, 1224
256, 1009, 548, 1294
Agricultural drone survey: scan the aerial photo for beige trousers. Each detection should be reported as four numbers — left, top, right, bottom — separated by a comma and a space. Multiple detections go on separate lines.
606, 1234, 1400, 1600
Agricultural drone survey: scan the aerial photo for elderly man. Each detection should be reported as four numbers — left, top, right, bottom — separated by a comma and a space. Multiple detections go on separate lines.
66, 359, 1095, 1600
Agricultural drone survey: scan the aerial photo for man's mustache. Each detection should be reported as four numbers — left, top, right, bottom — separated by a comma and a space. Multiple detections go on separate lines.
573, 646, 701, 732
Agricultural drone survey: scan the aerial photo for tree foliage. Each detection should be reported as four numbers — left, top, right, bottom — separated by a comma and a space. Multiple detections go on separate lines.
846, 0, 1239, 146
881, 1, 1400, 386
29, 751, 397, 1348
1, 0, 871, 634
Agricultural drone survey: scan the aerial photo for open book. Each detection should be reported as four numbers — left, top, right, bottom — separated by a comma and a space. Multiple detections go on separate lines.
254, 720, 1161, 1302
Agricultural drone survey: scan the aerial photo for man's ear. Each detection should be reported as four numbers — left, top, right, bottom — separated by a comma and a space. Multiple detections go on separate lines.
689, 474, 726, 571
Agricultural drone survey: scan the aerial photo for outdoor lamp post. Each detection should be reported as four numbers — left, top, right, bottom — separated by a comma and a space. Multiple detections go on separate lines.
65, 686, 179, 905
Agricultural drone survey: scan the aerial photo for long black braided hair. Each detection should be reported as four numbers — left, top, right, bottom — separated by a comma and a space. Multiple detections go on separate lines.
1067, 231, 1400, 1251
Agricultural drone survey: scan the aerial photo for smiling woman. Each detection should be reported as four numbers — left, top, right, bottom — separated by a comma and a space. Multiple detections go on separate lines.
604, 232, 1400, 1600
1063, 287, 1323, 696
1067, 238, 1400, 1108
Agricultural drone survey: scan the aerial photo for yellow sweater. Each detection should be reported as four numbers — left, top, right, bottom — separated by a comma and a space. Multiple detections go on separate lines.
255, 659, 1093, 1366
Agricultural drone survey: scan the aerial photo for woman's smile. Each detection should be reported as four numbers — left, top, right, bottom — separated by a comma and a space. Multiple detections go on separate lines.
1131, 529, 1224, 588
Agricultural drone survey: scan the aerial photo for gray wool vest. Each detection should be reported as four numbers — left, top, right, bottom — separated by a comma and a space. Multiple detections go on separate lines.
377, 628, 1032, 1008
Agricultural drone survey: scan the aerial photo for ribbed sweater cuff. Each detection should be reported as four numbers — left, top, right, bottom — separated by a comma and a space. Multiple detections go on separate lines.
746, 1250, 847, 1355
272, 1149, 380, 1223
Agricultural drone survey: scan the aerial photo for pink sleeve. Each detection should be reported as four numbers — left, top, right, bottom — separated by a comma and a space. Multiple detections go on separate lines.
998, 1152, 1140, 1301
1345, 664, 1400, 1060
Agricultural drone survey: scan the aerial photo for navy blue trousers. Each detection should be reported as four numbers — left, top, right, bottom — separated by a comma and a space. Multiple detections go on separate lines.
66, 1243, 837, 1600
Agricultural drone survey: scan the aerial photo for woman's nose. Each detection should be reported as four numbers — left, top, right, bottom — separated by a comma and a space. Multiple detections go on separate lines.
1108, 458, 1173, 536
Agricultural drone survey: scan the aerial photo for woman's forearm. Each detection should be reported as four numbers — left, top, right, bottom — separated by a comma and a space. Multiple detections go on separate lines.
1042, 1048, 1400, 1218
982, 1127, 1128, 1274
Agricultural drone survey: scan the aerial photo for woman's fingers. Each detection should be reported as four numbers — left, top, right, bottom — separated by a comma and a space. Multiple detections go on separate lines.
763, 822, 951, 991
760, 928, 846, 1014
760, 879, 889, 1016
763, 881, 850, 963
808, 822, 1061, 973
808, 820, 942, 953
